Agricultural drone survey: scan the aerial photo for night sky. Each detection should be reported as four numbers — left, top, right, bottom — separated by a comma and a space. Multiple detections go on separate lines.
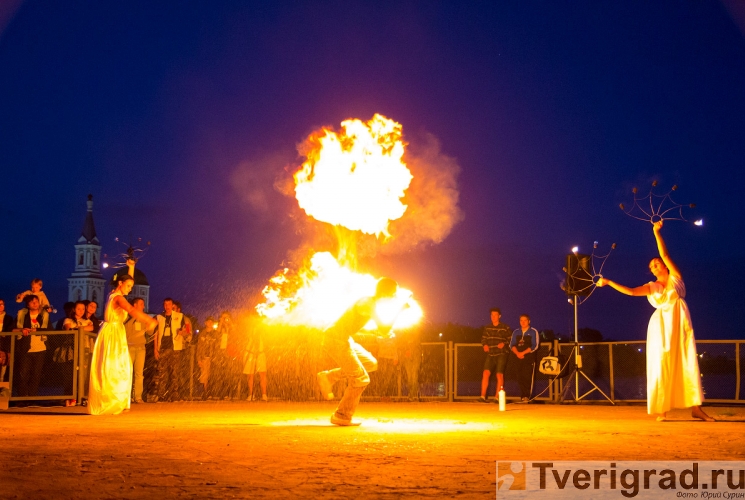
1, 1, 744, 340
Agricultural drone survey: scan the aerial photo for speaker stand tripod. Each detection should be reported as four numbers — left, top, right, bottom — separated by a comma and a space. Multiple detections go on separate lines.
560, 294, 614, 404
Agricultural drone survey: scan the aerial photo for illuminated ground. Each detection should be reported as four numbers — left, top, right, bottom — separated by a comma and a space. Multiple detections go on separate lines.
1, 402, 744, 498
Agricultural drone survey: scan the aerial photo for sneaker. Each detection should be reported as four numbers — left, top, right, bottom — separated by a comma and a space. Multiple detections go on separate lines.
246, 394, 254, 402
134, 399, 144, 404
478, 397, 488, 403
261, 394, 268, 402
316, 372, 334, 401
330, 414, 361, 426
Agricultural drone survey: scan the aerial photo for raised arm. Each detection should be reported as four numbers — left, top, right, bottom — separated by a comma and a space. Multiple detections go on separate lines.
652, 221, 681, 278
126, 258, 136, 280
596, 278, 651, 296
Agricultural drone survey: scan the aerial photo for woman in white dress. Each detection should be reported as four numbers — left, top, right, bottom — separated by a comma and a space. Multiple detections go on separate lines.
88, 260, 157, 415
597, 221, 713, 422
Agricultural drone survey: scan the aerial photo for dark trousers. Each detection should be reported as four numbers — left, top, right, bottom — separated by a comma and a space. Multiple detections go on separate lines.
154, 349, 181, 401
17, 351, 45, 397
143, 342, 157, 400
209, 350, 234, 399
514, 352, 535, 399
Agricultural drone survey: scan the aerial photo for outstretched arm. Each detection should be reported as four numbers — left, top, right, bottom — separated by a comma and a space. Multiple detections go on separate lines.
653, 221, 681, 278
597, 278, 651, 297
113, 295, 157, 328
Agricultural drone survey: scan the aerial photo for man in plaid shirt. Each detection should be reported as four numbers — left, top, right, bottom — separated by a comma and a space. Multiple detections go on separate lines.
480, 307, 511, 403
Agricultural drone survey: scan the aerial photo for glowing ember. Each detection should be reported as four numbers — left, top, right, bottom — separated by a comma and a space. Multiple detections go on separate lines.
294, 114, 413, 237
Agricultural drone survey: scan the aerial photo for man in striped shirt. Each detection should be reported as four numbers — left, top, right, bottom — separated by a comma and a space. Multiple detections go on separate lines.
480, 307, 511, 403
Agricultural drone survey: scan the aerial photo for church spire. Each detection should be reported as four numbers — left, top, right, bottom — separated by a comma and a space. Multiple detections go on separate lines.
79, 194, 99, 244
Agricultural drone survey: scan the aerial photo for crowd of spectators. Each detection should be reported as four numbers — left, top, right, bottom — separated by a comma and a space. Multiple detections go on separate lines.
1, 279, 428, 408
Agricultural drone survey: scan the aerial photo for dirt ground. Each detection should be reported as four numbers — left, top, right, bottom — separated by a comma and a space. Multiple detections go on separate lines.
1, 401, 744, 499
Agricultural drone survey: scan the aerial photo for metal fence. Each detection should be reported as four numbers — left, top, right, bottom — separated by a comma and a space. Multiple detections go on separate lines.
1, 329, 96, 405
2, 335, 742, 406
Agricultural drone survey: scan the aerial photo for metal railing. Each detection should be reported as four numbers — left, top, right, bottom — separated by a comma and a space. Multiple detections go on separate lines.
1, 329, 95, 404
2, 335, 741, 406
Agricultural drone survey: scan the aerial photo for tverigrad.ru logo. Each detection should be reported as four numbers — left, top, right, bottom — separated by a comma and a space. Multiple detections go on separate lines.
496, 461, 745, 499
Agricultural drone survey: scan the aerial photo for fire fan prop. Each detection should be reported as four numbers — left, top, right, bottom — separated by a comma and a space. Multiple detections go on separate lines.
256, 114, 423, 330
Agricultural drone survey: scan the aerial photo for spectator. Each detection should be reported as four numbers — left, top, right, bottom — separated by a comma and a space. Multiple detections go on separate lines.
197, 316, 218, 399
60, 301, 94, 406
152, 298, 189, 402
13, 295, 52, 403
0, 299, 15, 382
243, 323, 267, 401
84, 300, 101, 333
16, 279, 54, 313
124, 297, 155, 403
211, 311, 235, 400
172, 301, 194, 400
480, 307, 511, 403
510, 314, 539, 402
55, 302, 75, 330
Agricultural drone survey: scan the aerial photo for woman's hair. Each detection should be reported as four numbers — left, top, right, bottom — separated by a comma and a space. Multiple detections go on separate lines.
113, 272, 135, 286
649, 257, 669, 273
70, 300, 87, 319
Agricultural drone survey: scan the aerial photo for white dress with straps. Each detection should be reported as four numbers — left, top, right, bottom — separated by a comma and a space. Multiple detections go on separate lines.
646, 274, 704, 414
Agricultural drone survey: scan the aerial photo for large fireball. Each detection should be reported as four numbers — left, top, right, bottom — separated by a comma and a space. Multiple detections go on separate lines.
294, 114, 413, 237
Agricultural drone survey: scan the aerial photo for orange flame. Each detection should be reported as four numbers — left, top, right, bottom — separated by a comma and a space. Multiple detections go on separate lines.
294, 114, 412, 237
256, 114, 423, 331
256, 251, 422, 330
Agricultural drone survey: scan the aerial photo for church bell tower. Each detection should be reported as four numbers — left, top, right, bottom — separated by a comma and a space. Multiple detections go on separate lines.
67, 195, 106, 311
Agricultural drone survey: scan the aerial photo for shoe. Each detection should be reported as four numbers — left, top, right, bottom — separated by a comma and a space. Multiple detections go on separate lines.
247, 394, 254, 402
134, 399, 144, 404
478, 397, 488, 403
330, 414, 361, 426
261, 394, 268, 402
317, 372, 334, 401
65, 399, 76, 407
520, 397, 529, 403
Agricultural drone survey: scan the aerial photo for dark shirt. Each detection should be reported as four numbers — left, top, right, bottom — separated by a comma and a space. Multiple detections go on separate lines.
510, 327, 539, 353
481, 322, 512, 356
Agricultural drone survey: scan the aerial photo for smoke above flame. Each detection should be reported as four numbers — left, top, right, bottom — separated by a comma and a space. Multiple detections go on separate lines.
253, 114, 462, 330
294, 114, 412, 237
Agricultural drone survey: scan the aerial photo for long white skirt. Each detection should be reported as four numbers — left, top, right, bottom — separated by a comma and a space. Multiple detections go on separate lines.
88, 321, 132, 415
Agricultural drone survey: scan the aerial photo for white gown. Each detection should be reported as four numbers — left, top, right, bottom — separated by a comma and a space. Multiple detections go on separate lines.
87, 291, 132, 415
646, 274, 704, 414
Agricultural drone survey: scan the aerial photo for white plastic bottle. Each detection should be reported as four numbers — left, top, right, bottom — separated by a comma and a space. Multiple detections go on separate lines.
498, 389, 506, 411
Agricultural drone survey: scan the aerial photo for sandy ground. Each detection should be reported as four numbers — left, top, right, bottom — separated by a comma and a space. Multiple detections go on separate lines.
1, 401, 744, 499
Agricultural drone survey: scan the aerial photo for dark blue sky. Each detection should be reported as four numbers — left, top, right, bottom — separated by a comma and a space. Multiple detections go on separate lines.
1, 1, 744, 340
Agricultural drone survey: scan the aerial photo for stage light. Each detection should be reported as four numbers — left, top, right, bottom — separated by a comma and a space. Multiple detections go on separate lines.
102, 262, 109, 268
694, 219, 703, 226
571, 246, 579, 254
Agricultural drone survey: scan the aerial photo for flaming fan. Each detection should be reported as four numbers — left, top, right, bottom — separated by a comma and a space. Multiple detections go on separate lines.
620, 181, 700, 225
562, 241, 616, 305
106, 237, 151, 269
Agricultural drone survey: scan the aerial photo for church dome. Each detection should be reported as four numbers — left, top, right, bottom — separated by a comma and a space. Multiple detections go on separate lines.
109, 267, 149, 286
